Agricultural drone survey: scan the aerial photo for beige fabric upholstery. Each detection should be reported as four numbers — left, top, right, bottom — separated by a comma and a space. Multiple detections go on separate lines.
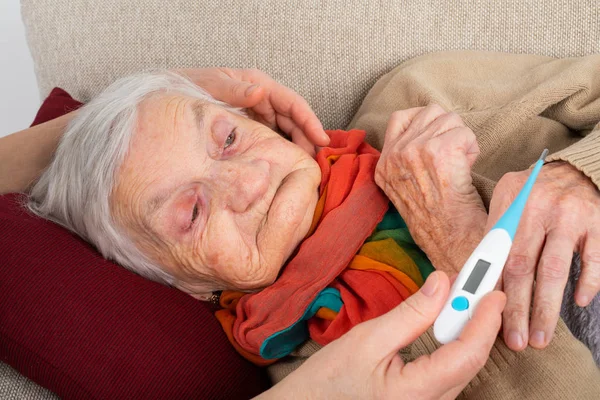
0, 363, 56, 400
21, 0, 600, 130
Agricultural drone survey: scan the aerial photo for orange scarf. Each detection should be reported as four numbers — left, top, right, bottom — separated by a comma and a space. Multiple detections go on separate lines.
216, 130, 429, 365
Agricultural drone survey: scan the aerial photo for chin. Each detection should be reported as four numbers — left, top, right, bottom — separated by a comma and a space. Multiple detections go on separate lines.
229, 270, 279, 292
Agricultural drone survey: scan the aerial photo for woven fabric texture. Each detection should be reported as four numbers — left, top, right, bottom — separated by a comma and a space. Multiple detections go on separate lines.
21, 0, 600, 130
0, 363, 56, 400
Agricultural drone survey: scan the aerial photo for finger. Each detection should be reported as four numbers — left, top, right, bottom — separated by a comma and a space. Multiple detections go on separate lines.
290, 131, 317, 158
529, 230, 574, 348
428, 126, 478, 166
575, 232, 600, 306
258, 82, 329, 146
384, 107, 425, 144
250, 91, 327, 149
501, 217, 544, 351
186, 68, 267, 108
401, 104, 447, 143
275, 114, 296, 138
418, 112, 465, 141
449, 273, 458, 287
358, 272, 450, 362
275, 114, 317, 156
402, 291, 506, 397
485, 176, 516, 234
200, 68, 329, 146
427, 115, 480, 167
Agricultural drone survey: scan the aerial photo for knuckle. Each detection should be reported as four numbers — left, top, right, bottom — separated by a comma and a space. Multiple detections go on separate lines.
423, 140, 438, 157
580, 276, 600, 293
504, 307, 529, 324
391, 110, 404, 120
460, 126, 476, 140
464, 350, 488, 372
498, 171, 520, 187
532, 302, 557, 326
559, 226, 579, 242
504, 254, 536, 278
538, 255, 569, 282
427, 103, 446, 114
582, 250, 600, 267
494, 174, 518, 197
230, 82, 244, 97
399, 296, 431, 324
447, 112, 465, 127
400, 143, 422, 164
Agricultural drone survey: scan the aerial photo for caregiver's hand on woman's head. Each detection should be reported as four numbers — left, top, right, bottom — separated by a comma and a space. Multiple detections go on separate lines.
258, 272, 507, 400
487, 161, 600, 351
178, 67, 330, 155
375, 105, 487, 275
0, 67, 327, 195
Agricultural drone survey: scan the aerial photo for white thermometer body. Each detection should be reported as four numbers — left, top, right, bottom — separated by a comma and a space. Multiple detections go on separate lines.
433, 149, 548, 344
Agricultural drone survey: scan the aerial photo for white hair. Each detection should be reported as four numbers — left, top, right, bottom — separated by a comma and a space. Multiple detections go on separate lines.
28, 71, 244, 285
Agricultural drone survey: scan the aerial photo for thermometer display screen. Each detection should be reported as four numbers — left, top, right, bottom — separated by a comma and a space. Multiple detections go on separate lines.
463, 259, 491, 294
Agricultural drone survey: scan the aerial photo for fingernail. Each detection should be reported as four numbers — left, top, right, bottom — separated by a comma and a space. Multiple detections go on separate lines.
245, 84, 259, 96
421, 272, 439, 297
578, 294, 590, 306
508, 330, 524, 349
531, 330, 545, 347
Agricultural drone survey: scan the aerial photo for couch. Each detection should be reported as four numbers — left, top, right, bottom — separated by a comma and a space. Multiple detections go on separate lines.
3, 0, 600, 398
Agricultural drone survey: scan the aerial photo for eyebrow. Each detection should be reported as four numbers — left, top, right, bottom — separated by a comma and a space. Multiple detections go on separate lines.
143, 101, 208, 218
192, 101, 207, 132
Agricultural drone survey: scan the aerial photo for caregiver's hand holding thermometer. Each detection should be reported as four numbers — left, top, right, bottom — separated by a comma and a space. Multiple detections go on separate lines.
434, 149, 548, 344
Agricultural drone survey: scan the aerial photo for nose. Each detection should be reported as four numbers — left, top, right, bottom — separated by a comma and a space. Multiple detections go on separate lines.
211, 159, 271, 213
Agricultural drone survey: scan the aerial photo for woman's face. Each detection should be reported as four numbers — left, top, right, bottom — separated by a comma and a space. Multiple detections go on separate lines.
112, 94, 321, 298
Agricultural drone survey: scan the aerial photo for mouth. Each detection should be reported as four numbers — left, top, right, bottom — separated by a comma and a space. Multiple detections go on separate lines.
256, 169, 289, 234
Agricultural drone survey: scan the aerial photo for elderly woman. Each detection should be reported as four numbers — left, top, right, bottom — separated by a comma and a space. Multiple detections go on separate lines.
27, 71, 323, 297
3, 59, 600, 398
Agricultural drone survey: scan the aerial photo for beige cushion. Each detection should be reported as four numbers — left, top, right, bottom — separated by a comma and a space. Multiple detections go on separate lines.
22, 0, 600, 129
0, 363, 57, 400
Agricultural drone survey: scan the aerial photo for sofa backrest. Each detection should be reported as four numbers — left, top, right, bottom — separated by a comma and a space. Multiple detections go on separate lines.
22, 0, 600, 129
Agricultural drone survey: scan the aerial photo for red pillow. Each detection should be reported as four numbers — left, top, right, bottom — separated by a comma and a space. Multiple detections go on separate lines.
0, 89, 269, 399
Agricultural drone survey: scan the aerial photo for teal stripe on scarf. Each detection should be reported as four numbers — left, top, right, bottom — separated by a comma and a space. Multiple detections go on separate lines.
260, 288, 343, 359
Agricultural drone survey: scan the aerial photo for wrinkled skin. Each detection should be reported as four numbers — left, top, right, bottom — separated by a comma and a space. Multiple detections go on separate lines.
487, 162, 600, 350
375, 104, 600, 352
112, 94, 321, 299
375, 105, 487, 274
180, 67, 330, 156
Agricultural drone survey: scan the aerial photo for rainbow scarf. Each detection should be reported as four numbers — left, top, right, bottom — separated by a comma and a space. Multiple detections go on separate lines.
215, 130, 433, 365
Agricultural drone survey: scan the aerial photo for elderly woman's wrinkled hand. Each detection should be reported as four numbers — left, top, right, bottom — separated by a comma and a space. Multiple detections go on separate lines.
257, 272, 507, 400
178, 67, 330, 155
487, 161, 600, 351
375, 105, 487, 274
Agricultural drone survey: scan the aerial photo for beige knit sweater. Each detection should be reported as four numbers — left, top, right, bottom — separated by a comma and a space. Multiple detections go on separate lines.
268, 52, 600, 399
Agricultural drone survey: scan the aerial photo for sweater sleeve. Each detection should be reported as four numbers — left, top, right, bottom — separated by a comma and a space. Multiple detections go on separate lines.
408, 320, 600, 400
546, 122, 600, 188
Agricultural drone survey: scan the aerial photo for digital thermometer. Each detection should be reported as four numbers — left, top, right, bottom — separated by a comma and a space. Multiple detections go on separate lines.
433, 149, 548, 344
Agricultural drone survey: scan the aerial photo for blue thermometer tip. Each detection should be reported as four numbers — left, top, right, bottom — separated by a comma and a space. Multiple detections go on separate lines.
491, 149, 548, 240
